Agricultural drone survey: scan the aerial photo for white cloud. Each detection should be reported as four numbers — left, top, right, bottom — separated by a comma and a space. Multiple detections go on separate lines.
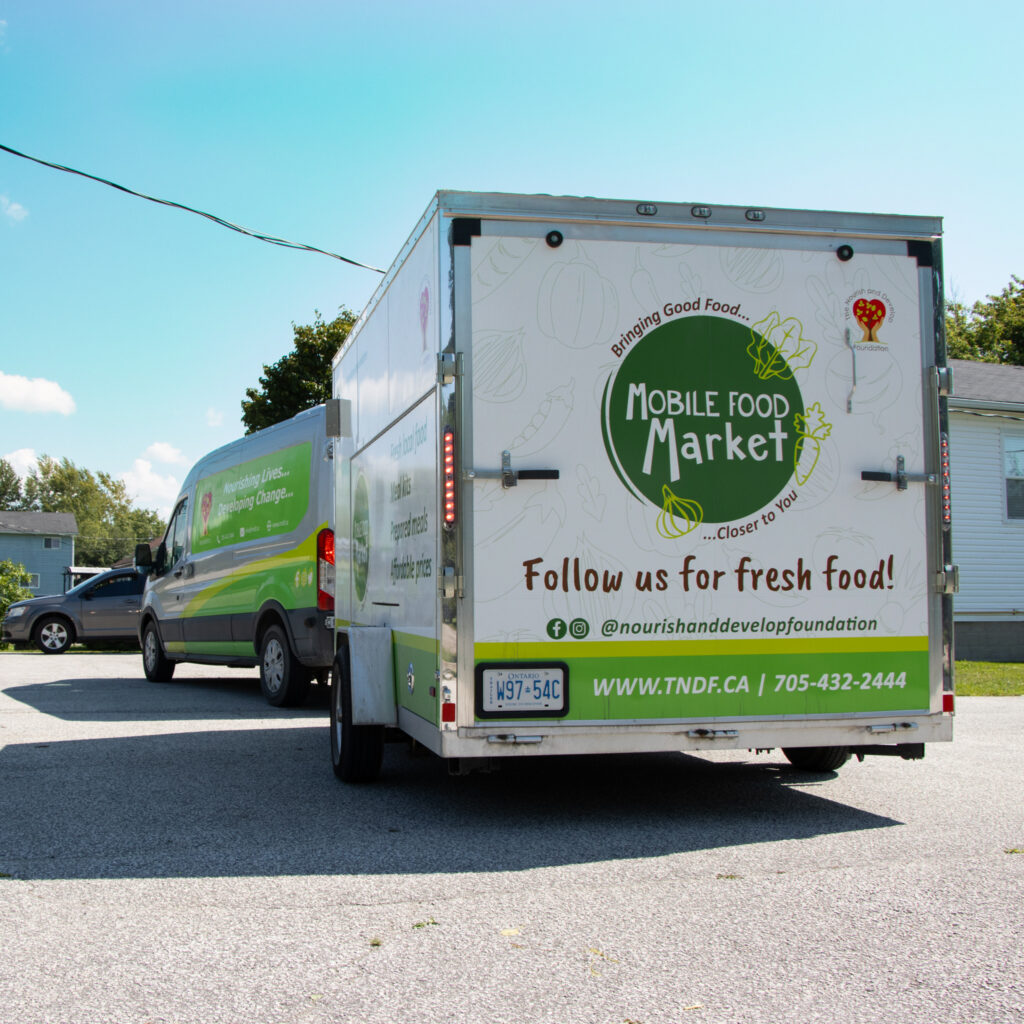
1, 195, 28, 222
145, 441, 188, 465
120, 458, 181, 518
0, 371, 74, 414
206, 407, 224, 427
3, 447, 37, 477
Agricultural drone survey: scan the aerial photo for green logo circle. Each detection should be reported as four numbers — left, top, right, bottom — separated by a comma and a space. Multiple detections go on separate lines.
352, 473, 370, 603
546, 618, 568, 639
602, 315, 804, 527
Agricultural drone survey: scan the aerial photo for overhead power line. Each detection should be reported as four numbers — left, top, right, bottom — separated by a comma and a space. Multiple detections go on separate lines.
0, 142, 385, 274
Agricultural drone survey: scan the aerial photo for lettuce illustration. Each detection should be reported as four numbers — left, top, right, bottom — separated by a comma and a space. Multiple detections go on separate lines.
748, 311, 817, 381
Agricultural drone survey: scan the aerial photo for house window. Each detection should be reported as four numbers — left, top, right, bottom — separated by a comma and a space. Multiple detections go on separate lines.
1004, 437, 1024, 519
27, 574, 40, 589
44, 536, 61, 549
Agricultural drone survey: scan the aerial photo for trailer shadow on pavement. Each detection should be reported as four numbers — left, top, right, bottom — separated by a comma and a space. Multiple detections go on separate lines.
0, 715, 898, 881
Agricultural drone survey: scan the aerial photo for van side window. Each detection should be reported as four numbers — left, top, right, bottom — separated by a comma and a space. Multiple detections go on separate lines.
160, 498, 189, 572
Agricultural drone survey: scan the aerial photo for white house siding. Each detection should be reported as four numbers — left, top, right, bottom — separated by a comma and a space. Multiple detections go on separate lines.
949, 408, 1024, 659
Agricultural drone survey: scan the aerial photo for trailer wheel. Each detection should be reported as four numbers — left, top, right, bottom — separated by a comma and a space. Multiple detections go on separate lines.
141, 621, 175, 682
259, 624, 310, 707
782, 746, 851, 772
330, 650, 383, 782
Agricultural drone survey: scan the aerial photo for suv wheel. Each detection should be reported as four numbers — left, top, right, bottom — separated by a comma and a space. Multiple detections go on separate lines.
35, 616, 73, 654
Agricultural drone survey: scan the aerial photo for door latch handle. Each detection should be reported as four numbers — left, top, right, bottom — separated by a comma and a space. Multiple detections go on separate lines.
861, 456, 936, 491
466, 450, 560, 489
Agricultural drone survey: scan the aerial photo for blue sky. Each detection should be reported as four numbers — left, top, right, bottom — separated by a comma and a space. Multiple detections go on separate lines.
1, 0, 1021, 517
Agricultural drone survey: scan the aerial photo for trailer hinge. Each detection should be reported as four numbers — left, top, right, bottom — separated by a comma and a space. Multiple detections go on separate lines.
934, 563, 959, 595
861, 455, 936, 491
934, 365, 954, 397
437, 352, 463, 385
439, 566, 463, 599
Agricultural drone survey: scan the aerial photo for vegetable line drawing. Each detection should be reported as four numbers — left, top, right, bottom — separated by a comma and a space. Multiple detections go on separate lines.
656, 484, 703, 539
793, 403, 833, 485
748, 311, 817, 380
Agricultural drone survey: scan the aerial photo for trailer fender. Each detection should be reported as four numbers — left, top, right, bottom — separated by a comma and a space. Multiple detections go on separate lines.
348, 626, 398, 726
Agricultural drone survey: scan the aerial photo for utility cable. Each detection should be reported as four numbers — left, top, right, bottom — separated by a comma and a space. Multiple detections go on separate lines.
0, 142, 385, 273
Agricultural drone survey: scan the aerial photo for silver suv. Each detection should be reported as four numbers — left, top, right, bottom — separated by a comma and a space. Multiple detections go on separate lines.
2, 568, 146, 653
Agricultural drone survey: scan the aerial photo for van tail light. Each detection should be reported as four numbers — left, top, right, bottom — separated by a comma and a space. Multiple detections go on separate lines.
443, 428, 456, 526
943, 692, 954, 714
317, 528, 335, 611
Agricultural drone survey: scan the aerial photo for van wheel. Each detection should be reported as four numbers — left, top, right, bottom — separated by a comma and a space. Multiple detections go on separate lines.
330, 651, 383, 782
142, 622, 175, 682
259, 624, 310, 707
36, 616, 74, 654
782, 746, 851, 772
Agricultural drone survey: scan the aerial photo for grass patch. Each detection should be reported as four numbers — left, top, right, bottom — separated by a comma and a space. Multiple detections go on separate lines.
955, 661, 1024, 696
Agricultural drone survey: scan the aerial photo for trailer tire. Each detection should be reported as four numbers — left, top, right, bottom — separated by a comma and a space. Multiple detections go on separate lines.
330, 650, 383, 783
259, 624, 310, 707
142, 621, 175, 682
782, 746, 851, 772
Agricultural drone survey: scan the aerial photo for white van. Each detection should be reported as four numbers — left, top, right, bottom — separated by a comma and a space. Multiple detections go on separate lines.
135, 405, 336, 706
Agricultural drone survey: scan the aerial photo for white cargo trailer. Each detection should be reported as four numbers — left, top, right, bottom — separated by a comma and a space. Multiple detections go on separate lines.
327, 191, 955, 782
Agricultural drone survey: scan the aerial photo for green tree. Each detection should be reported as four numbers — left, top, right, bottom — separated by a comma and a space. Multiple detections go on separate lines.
0, 458, 23, 509
21, 456, 165, 566
241, 309, 357, 434
0, 559, 31, 624
945, 275, 1024, 364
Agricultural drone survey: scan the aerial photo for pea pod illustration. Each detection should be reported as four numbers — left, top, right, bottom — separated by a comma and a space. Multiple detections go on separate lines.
656, 484, 704, 539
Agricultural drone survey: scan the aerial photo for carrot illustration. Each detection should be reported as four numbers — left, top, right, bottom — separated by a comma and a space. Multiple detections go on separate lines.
793, 403, 833, 485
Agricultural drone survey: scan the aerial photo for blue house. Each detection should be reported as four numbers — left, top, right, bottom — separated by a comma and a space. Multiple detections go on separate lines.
949, 359, 1024, 660
0, 511, 79, 595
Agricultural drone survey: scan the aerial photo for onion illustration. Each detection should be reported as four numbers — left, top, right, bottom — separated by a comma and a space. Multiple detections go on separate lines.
656, 484, 703, 539
473, 328, 528, 403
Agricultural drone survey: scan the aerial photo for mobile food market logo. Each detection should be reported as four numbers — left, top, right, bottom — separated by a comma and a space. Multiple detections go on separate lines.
602, 312, 830, 537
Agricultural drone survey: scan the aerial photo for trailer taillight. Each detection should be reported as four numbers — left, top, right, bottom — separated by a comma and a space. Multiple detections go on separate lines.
940, 432, 951, 527
317, 528, 335, 611
443, 428, 456, 526
943, 692, 955, 713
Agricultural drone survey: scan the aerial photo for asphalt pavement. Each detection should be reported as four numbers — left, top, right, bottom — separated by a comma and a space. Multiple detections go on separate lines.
0, 652, 1020, 1024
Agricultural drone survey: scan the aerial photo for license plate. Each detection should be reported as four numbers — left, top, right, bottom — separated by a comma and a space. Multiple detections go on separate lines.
481, 667, 565, 712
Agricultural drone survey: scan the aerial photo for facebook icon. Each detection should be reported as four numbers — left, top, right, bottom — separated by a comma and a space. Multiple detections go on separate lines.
546, 618, 567, 639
